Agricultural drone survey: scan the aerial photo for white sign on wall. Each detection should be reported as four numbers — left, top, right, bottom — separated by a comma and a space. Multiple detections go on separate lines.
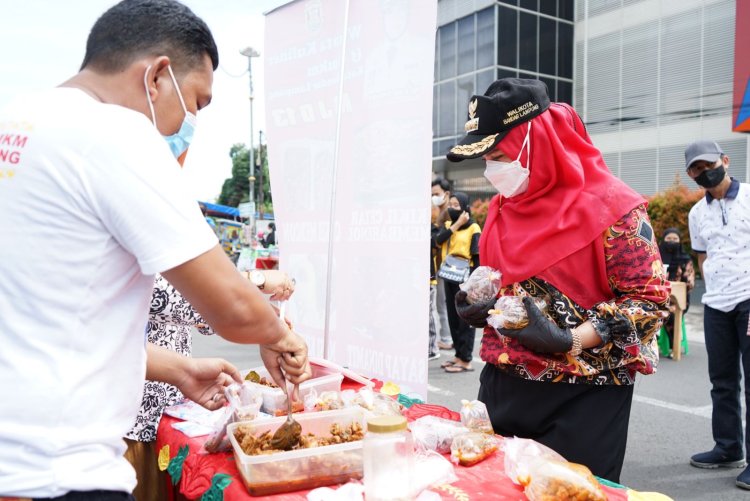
264, 0, 436, 398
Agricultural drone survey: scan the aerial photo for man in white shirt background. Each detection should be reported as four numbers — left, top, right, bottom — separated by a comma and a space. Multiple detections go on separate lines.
685, 139, 750, 492
0, 0, 310, 498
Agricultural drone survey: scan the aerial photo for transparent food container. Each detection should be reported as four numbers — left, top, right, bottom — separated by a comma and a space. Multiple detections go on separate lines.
228, 407, 367, 496
242, 365, 344, 416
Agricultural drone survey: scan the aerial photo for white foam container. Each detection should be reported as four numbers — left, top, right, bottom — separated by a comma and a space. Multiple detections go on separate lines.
228, 407, 367, 496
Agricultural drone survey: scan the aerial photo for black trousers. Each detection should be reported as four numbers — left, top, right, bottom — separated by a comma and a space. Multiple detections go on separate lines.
443, 280, 475, 362
478, 364, 634, 483
34, 492, 134, 501
703, 299, 750, 460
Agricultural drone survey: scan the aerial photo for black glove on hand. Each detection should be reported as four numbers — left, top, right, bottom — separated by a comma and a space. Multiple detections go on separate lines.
497, 297, 573, 354
455, 290, 495, 328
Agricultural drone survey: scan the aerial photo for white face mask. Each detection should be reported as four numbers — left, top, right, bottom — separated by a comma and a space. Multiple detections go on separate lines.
431, 194, 446, 207
484, 122, 531, 198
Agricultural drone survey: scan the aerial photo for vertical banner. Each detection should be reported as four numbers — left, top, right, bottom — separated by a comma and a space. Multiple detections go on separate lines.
264, 0, 436, 398
733, 0, 750, 132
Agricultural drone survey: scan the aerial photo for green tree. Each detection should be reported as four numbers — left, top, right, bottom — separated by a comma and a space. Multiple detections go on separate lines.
217, 143, 273, 214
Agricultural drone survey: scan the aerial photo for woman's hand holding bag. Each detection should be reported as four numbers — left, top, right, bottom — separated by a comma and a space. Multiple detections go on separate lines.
455, 291, 496, 328
497, 297, 573, 353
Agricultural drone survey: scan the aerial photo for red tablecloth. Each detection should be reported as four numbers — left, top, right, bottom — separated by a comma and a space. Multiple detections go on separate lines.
156, 401, 629, 500
255, 257, 279, 270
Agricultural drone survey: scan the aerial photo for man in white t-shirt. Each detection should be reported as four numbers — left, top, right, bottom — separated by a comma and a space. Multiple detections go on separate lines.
0, 1, 310, 498
684, 140, 750, 491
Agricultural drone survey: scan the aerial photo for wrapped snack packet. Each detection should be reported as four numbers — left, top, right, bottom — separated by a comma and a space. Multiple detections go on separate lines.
450, 432, 500, 466
487, 295, 549, 330
303, 389, 344, 412
503, 436, 566, 486
460, 399, 494, 434
411, 415, 470, 454
459, 266, 502, 304
521, 458, 607, 501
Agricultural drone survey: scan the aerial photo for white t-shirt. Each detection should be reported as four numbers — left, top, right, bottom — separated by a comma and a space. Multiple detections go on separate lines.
688, 180, 750, 312
0, 88, 217, 497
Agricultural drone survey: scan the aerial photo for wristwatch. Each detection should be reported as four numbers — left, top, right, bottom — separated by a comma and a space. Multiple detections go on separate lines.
249, 270, 266, 290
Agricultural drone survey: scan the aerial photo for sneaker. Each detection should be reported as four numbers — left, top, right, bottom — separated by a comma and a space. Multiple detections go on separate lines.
428, 352, 441, 361
737, 466, 750, 490
690, 450, 746, 469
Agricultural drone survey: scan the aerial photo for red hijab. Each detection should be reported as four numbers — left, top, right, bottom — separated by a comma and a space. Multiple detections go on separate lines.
479, 103, 645, 308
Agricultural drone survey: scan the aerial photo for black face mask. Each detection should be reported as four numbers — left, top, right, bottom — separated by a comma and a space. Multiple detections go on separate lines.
662, 241, 680, 253
447, 208, 462, 222
695, 165, 726, 188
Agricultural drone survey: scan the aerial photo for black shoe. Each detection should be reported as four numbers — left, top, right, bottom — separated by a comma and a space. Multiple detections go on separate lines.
737, 466, 750, 490
690, 450, 746, 469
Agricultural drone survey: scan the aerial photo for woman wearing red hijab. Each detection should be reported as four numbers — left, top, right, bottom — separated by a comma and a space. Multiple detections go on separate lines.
448, 79, 670, 482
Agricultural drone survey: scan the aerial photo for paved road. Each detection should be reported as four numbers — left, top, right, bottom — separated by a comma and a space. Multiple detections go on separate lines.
192, 283, 747, 500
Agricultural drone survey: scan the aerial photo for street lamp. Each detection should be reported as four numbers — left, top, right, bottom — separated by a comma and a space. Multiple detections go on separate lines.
240, 46, 260, 245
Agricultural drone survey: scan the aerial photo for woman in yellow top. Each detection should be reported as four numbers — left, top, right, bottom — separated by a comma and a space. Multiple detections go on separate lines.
435, 192, 482, 372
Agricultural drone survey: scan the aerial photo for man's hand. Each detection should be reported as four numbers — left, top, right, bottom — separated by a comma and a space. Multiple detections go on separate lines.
260, 326, 312, 399
498, 297, 573, 354
260, 270, 296, 301
455, 290, 495, 328
172, 357, 242, 411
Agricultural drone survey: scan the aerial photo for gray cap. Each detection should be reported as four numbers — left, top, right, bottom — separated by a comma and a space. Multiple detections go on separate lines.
684, 139, 723, 169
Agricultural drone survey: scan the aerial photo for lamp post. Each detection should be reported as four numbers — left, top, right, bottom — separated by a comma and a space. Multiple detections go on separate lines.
240, 46, 260, 245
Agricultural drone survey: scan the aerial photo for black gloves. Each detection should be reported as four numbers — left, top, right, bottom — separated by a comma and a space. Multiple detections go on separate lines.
497, 297, 573, 354
455, 290, 495, 328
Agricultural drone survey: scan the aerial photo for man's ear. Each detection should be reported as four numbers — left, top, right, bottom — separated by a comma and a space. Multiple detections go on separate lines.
144, 56, 172, 103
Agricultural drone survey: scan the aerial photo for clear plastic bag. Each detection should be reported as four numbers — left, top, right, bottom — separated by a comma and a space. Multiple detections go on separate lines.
303, 389, 345, 412
487, 295, 549, 330
410, 415, 470, 454
521, 458, 607, 501
459, 266, 502, 304
204, 383, 263, 453
503, 437, 566, 485
459, 399, 494, 434
450, 432, 500, 466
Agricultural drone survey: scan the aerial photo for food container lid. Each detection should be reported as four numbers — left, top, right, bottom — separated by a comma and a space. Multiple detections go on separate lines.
367, 415, 407, 433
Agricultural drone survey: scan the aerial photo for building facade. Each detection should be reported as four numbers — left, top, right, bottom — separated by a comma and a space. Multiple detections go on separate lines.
433, 0, 747, 199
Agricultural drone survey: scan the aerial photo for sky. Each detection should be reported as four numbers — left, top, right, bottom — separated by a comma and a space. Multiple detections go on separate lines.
0, 0, 289, 201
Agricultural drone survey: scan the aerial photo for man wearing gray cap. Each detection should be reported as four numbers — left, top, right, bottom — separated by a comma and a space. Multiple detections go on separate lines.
685, 139, 750, 490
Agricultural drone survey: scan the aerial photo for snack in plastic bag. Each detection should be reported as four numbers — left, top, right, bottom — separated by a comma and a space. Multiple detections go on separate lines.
459, 266, 502, 304
412, 450, 458, 494
204, 383, 263, 453
303, 389, 345, 412
520, 458, 607, 501
459, 399, 494, 434
503, 436, 566, 485
487, 295, 549, 330
410, 415, 470, 454
450, 432, 499, 466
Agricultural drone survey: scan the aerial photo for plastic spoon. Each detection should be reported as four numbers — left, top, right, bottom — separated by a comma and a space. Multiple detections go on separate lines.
269, 300, 302, 450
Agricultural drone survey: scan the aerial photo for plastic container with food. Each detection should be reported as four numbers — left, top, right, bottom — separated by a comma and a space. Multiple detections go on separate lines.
228, 407, 367, 496
242, 365, 344, 416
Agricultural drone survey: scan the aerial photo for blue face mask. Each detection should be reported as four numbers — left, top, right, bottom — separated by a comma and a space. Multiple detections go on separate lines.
144, 64, 197, 159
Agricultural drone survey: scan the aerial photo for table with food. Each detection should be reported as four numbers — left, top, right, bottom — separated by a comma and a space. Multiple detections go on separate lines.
155, 356, 669, 500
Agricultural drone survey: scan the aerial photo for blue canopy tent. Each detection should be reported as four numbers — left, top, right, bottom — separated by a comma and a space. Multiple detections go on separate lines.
198, 201, 240, 220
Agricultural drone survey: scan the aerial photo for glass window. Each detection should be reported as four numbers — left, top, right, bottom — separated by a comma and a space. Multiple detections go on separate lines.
498, 0, 518, 5
498, 6, 517, 68
438, 80, 456, 136
439, 24, 457, 80
540, 0, 557, 17
457, 16, 475, 75
557, 80, 572, 104
558, 0, 574, 21
539, 77, 556, 101
434, 33, 439, 86
539, 17, 556, 75
457, 75, 475, 125
476, 68, 496, 96
432, 84, 438, 137
520, 0, 538, 11
497, 68, 518, 79
519, 12, 538, 72
557, 22, 573, 79
476, 7, 495, 69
